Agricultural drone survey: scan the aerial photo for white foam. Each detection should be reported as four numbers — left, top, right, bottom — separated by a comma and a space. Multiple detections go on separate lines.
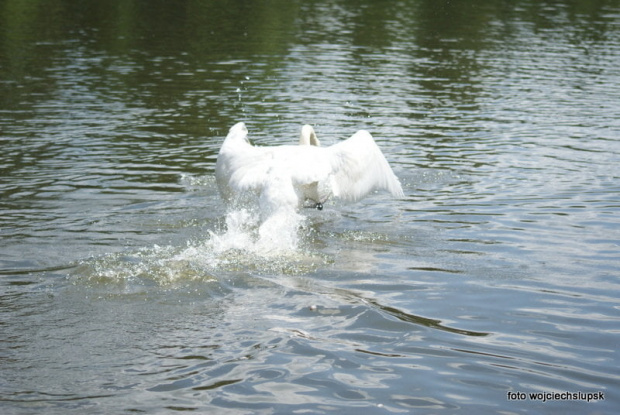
72, 204, 325, 288
206, 207, 305, 257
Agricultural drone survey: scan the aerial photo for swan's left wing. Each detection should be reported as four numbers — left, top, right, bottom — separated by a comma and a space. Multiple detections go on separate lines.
216, 123, 274, 202
325, 130, 404, 202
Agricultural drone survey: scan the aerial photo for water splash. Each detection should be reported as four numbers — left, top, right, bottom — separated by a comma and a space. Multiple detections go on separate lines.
207, 206, 306, 254
71, 207, 327, 287
202, 206, 327, 274
71, 244, 217, 288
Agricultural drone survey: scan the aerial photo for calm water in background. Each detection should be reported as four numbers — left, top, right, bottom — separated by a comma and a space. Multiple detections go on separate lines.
1, 0, 619, 413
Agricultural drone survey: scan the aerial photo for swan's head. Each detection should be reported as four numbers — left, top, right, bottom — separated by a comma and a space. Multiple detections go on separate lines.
227, 122, 250, 144
299, 124, 320, 146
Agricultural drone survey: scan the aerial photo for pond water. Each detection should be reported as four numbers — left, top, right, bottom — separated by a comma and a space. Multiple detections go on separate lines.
1, 0, 619, 413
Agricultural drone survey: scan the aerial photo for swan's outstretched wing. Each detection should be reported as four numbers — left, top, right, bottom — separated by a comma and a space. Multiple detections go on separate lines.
216, 123, 325, 206
325, 130, 403, 202
216, 124, 403, 209
216, 123, 270, 201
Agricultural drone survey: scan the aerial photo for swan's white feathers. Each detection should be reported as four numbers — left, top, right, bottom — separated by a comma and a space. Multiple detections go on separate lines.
299, 124, 320, 146
326, 130, 404, 202
215, 122, 403, 209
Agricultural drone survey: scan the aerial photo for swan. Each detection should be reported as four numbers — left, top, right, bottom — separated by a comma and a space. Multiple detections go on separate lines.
215, 122, 404, 215
299, 124, 320, 146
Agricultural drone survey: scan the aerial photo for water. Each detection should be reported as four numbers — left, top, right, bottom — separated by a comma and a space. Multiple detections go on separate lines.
1, 0, 619, 413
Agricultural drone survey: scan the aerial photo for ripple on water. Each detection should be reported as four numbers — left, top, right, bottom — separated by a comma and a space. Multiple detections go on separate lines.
70, 209, 335, 292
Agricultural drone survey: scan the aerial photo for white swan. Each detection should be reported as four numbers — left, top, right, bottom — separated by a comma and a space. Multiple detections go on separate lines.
215, 122, 404, 215
299, 124, 320, 146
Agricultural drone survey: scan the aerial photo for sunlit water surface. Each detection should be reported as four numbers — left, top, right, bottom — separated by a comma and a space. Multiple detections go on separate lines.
1, 1, 619, 414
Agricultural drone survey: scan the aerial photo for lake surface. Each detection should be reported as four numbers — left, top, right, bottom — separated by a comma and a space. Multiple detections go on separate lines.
1, 0, 619, 413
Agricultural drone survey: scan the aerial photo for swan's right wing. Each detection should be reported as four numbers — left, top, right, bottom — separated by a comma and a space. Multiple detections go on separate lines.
326, 130, 403, 203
